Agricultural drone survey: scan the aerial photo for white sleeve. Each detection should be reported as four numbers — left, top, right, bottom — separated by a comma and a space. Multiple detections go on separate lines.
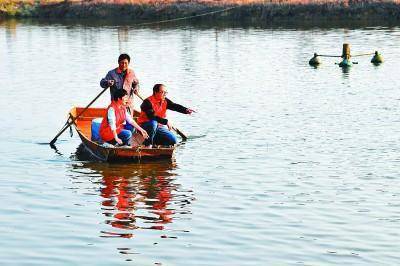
126, 112, 135, 126
107, 107, 117, 131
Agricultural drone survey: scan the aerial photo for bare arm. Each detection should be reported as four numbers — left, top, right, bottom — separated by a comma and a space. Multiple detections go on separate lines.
126, 113, 149, 139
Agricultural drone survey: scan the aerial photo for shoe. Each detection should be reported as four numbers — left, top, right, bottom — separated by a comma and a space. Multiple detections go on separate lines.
102, 143, 115, 148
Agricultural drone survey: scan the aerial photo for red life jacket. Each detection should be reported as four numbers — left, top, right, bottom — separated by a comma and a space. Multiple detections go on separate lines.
116, 67, 138, 96
137, 95, 167, 124
99, 102, 126, 142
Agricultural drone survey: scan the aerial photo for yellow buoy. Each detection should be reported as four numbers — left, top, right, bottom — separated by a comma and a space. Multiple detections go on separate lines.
309, 53, 321, 66
371, 51, 383, 65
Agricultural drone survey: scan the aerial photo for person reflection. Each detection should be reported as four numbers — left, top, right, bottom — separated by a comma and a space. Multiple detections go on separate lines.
72, 145, 194, 239
76, 160, 182, 238
142, 175, 174, 226
101, 175, 137, 234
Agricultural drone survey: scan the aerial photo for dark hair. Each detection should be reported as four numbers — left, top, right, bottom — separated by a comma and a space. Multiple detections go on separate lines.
153, 84, 165, 94
118, 53, 130, 63
113, 89, 128, 101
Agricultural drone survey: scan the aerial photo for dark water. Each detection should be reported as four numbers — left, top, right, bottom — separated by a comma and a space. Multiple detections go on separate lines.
1, 18, 400, 265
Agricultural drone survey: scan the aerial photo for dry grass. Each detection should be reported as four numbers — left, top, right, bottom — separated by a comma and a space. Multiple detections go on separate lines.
2, 0, 400, 19
2, 0, 400, 5
1, 0, 398, 4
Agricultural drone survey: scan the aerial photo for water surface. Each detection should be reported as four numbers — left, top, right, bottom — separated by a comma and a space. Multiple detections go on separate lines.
1, 18, 400, 265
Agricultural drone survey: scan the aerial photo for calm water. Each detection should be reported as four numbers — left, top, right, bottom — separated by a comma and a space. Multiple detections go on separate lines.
1, 18, 400, 265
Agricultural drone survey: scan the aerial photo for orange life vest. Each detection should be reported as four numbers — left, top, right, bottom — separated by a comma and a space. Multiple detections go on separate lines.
99, 102, 126, 142
116, 67, 138, 96
137, 95, 167, 124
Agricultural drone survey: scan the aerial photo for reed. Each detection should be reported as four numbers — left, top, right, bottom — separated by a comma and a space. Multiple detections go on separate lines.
2, 0, 400, 21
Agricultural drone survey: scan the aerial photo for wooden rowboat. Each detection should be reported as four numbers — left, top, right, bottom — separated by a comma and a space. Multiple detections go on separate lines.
69, 107, 176, 162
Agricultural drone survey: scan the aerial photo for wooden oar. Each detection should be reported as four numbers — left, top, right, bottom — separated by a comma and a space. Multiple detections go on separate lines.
136, 93, 188, 141
49, 86, 109, 146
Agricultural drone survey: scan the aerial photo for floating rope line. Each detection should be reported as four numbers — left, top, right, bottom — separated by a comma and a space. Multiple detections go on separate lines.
352, 52, 375, 57
316, 52, 375, 58
316, 54, 342, 58
135, 5, 237, 26
309, 44, 383, 66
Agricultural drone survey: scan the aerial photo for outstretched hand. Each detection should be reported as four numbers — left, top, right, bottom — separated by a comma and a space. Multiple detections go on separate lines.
115, 137, 123, 145
186, 108, 196, 115
140, 129, 149, 139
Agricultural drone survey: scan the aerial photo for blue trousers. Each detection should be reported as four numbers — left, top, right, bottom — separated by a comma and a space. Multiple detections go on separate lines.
141, 120, 177, 146
109, 124, 135, 146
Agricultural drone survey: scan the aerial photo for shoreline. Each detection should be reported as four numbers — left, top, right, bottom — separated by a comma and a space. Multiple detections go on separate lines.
1, 1, 400, 23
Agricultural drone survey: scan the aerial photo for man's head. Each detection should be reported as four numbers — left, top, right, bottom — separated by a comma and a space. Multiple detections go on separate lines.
153, 84, 168, 100
118, 53, 131, 72
113, 89, 128, 104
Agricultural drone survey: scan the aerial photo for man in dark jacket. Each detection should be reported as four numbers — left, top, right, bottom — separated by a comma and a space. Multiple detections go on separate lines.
137, 84, 194, 147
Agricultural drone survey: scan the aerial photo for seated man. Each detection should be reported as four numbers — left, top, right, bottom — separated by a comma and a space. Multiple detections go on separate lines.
100, 89, 148, 146
137, 84, 194, 147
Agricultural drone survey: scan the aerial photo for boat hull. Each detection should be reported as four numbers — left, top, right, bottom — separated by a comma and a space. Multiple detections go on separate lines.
70, 107, 176, 162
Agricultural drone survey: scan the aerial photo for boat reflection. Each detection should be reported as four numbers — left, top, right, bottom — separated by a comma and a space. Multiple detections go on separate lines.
99, 164, 176, 235
71, 145, 194, 239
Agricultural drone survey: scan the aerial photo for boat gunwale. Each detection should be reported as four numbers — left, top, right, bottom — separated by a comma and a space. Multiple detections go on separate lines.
69, 107, 176, 162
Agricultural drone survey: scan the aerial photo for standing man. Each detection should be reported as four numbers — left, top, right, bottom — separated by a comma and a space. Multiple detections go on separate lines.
137, 84, 195, 147
100, 53, 139, 113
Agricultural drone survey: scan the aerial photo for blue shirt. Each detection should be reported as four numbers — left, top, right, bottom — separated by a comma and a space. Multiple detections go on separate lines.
100, 68, 139, 99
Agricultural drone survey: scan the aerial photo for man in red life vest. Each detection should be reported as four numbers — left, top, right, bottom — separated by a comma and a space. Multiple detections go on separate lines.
138, 84, 194, 147
100, 53, 139, 114
100, 89, 148, 146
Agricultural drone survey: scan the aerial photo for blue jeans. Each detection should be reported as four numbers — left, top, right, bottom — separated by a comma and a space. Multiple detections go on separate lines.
109, 124, 135, 146
141, 120, 177, 146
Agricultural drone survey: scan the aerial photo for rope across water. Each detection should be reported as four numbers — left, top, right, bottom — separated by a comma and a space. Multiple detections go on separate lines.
135, 6, 237, 26
316, 52, 375, 58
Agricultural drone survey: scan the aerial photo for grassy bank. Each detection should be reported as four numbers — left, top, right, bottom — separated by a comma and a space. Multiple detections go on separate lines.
1, 0, 400, 22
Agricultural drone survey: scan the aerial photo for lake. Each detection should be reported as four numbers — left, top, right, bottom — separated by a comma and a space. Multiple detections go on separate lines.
1, 18, 400, 265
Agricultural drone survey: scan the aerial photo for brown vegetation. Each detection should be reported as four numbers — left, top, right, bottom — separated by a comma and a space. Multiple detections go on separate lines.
2, 0, 400, 21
